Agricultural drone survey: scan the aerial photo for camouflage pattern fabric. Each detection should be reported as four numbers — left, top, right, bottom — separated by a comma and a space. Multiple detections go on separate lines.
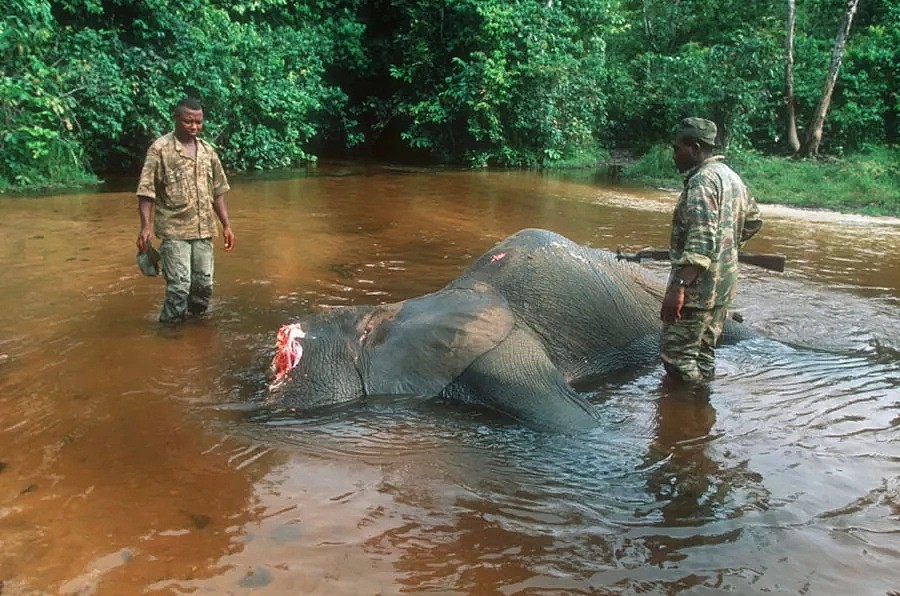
669, 157, 762, 310
675, 117, 718, 147
158, 238, 214, 324
660, 306, 728, 382
136, 132, 230, 241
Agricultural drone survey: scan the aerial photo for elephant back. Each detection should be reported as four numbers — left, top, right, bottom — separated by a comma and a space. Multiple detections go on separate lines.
452, 229, 664, 377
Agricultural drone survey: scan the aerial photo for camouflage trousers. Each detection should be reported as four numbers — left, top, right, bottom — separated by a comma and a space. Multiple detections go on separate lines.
660, 306, 728, 382
158, 238, 214, 324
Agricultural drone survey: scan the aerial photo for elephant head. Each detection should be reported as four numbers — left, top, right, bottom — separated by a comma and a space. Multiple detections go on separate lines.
267, 283, 516, 410
268, 306, 372, 408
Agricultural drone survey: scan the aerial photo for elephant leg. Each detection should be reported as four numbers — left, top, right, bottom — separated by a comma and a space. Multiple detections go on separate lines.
451, 328, 601, 433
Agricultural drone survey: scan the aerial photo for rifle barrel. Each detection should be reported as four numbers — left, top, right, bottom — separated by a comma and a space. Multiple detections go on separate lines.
617, 248, 786, 272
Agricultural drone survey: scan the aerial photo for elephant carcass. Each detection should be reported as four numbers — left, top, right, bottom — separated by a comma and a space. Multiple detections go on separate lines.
266, 228, 755, 431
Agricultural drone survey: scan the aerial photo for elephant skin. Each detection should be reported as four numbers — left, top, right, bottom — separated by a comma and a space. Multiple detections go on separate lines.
267, 228, 756, 432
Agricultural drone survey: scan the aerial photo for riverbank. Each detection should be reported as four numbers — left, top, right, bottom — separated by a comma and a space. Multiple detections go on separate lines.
620, 145, 899, 217
4, 145, 897, 219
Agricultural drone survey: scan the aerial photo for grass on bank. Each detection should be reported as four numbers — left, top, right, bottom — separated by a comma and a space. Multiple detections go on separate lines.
622, 144, 900, 217
0, 143, 102, 195
0, 170, 102, 195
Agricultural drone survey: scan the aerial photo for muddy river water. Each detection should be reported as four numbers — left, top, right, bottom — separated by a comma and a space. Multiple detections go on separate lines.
0, 164, 897, 594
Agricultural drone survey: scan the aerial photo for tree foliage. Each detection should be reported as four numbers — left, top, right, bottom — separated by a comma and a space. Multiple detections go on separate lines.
385, 0, 617, 167
607, 0, 896, 154
53, 0, 368, 172
0, 0, 895, 191
0, 1, 94, 189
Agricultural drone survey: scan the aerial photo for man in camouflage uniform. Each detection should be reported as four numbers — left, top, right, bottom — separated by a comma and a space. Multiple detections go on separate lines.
660, 117, 763, 382
136, 97, 235, 325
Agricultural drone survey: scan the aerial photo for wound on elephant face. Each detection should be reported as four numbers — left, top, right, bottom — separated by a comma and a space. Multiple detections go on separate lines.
270, 323, 306, 390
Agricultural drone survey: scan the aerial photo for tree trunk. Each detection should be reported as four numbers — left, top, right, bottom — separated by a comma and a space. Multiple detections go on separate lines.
642, 0, 653, 48
800, 0, 859, 157
784, 0, 801, 153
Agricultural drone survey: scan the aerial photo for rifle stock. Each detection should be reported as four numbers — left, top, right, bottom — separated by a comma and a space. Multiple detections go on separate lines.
736, 252, 786, 272
616, 247, 785, 272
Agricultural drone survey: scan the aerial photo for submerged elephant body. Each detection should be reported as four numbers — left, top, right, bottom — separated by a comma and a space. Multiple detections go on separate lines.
268, 229, 754, 431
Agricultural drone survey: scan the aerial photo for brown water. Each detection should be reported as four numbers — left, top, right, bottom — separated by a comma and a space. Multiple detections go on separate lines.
0, 164, 898, 594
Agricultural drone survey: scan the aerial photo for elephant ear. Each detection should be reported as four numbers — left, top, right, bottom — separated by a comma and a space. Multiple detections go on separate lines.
361, 285, 514, 397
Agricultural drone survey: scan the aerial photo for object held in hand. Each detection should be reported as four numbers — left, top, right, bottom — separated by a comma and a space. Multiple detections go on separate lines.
137, 242, 161, 276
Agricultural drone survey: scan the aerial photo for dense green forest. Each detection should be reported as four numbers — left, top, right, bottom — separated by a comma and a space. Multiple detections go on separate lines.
1, 0, 897, 212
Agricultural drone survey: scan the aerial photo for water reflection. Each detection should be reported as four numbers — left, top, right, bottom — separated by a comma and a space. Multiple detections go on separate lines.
643, 383, 722, 527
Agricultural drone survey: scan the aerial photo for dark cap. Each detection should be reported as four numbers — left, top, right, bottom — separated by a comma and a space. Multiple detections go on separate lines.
137, 243, 161, 277
675, 117, 718, 147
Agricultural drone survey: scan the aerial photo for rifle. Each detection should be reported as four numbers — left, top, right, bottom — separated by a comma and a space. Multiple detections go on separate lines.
615, 247, 785, 272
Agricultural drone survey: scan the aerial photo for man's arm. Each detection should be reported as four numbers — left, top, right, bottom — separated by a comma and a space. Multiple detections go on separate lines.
209, 151, 234, 251
741, 195, 763, 245
137, 197, 154, 252
213, 194, 235, 251
661, 174, 717, 323
676, 173, 719, 272
136, 147, 159, 253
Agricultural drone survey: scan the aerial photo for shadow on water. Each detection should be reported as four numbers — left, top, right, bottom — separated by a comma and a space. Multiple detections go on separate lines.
0, 163, 897, 593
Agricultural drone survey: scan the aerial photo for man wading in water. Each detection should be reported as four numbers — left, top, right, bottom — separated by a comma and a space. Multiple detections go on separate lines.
136, 97, 235, 326
659, 117, 763, 383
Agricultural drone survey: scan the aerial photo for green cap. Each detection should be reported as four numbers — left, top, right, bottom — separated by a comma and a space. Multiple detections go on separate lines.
675, 117, 718, 147
137, 242, 161, 277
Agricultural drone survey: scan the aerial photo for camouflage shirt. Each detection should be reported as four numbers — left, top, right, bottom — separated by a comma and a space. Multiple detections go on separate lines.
669, 156, 762, 309
136, 132, 230, 240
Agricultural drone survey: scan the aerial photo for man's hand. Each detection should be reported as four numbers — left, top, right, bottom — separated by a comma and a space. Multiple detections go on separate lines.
223, 226, 235, 251
212, 195, 233, 251
660, 285, 685, 323
136, 228, 153, 253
